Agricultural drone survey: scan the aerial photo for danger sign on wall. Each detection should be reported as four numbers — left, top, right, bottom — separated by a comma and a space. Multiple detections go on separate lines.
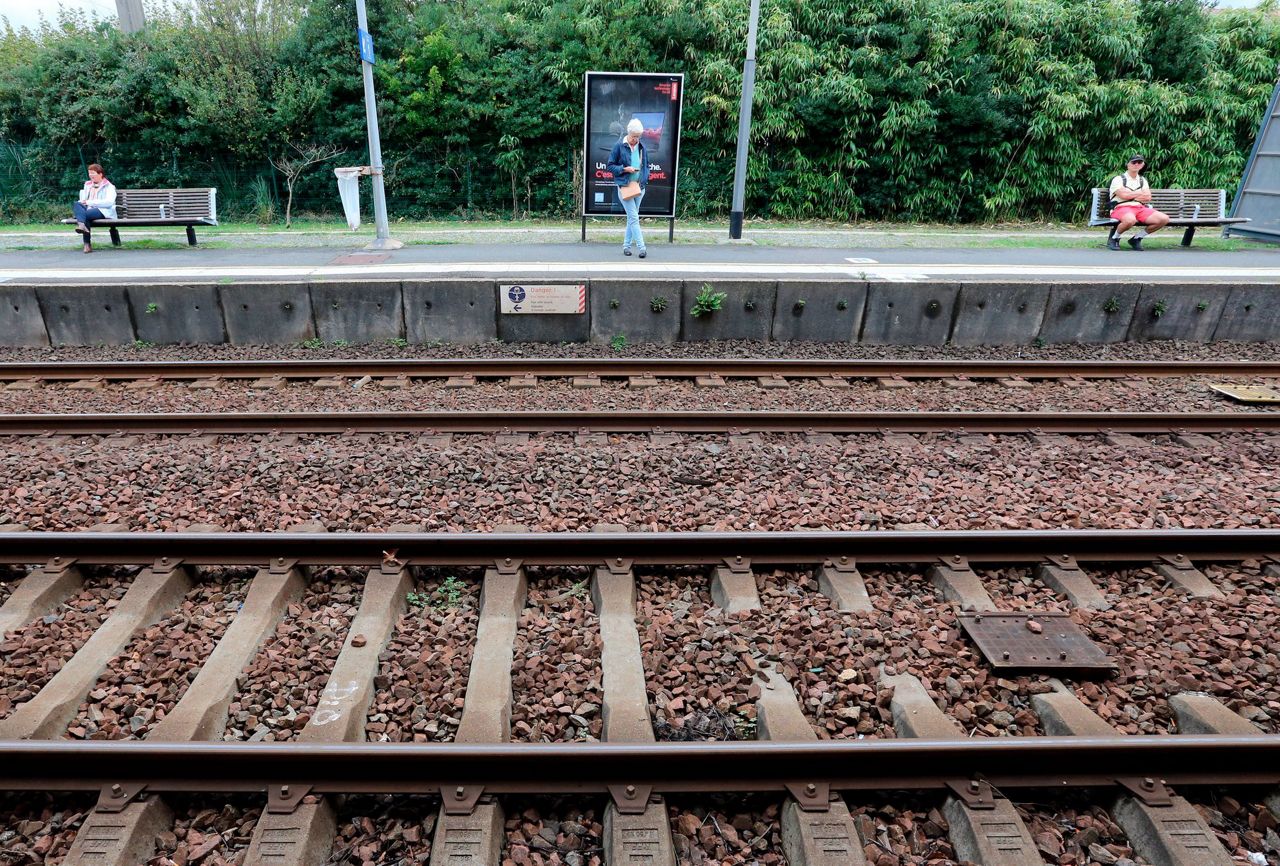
500, 284, 587, 315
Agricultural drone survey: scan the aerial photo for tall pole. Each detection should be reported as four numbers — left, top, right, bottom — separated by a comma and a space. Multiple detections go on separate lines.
728, 0, 761, 240
355, 0, 402, 250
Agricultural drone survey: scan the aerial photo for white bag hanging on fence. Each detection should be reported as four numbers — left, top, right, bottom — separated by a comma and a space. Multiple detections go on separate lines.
333, 167, 364, 230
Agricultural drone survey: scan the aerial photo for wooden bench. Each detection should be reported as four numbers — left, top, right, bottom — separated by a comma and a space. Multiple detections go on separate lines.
1088, 187, 1248, 247
62, 187, 218, 246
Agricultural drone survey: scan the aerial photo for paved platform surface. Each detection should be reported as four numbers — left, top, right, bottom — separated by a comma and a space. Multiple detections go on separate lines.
4, 240, 1279, 283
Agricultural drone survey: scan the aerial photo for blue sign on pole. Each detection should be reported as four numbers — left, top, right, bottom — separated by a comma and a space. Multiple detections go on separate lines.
358, 28, 375, 64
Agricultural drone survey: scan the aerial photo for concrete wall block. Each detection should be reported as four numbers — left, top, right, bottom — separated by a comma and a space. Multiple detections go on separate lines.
310, 281, 404, 344
950, 282, 1049, 346
1038, 284, 1141, 344
589, 279, 682, 344
36, 285, 135, 346
860, 283, 960, 345
1211, 284, 1280, 342
129, 284, 225, 344
772, 281, 866, 342
680, 280, 776, 341
220, 282, 314, 345
403, 280, 496, 345
1128, 284, 1232, 342
0, 285, 50, 346
497, 281, 591, 343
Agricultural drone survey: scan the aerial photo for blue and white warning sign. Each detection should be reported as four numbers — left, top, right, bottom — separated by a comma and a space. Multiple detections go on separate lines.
500, 284, 586, 314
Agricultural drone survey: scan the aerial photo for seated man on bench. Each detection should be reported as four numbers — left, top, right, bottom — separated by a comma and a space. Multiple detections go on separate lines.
1107, 155, 1170, 251
71, 163, 117, 254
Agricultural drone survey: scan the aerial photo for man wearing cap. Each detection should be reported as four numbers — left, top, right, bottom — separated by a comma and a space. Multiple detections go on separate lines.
1107, 155, 1170, 250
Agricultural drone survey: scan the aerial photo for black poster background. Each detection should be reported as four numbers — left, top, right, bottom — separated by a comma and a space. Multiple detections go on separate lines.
582, 71, 684, 218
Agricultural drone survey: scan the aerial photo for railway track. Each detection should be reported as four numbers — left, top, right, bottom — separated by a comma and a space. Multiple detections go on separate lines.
2, 529, 1279, 866
2, 357, 1278, 384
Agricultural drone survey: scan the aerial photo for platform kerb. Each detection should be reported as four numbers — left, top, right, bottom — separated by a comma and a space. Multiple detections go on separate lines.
310, 280, 404, 344
1128, 284, 1232, 342
36, 284, 135, 346
949, 282, 1049, 346
680, 280, 777, 341
0, 284, 51, 346
772, 281, 866, 342
219, 282, 315, 345
403, 279, 497, 344
589, 279, 682, 344
1212, 283, 1280, 341
128, 283, 226, 344
1038, 283, 1141, 344
860, 283, 960, 345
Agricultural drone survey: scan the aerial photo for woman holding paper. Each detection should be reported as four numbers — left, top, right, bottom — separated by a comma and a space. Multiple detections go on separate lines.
606, 119, 649, 258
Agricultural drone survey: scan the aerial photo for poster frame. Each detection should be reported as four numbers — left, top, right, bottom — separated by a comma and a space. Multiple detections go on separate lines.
580, 70, 685, 222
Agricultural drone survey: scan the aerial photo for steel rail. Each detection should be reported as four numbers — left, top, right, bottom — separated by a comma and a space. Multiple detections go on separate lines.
0, 358, 1277, 381
0, 529, 1277, 567
1, 410, 1278, 435
1, 737, 1277, 796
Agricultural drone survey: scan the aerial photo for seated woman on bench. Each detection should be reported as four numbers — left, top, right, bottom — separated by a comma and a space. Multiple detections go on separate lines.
1107, 155, 1170, 251
72, 163, 117, 254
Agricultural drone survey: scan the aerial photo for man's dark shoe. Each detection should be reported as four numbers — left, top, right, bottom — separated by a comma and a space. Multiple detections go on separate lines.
623, 249, 632, 256
1128, 236, 1143, 251
1107, 237, 1120, 251
638, 250, 647, 258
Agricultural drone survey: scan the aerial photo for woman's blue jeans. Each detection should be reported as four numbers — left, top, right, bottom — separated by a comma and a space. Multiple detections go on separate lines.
72, 202, 105, 225
617, 187, 646, 252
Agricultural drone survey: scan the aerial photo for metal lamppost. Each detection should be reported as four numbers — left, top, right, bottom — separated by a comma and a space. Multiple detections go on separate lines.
355, 0, 402, 250
728, 0, 761, 240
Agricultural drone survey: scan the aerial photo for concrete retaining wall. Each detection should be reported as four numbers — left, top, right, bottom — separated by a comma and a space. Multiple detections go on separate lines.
1, 279, 1275, 346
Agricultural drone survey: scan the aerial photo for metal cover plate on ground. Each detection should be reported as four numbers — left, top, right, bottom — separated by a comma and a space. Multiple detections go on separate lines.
1210, 383, 1280, 404
958, 611, 1115, 673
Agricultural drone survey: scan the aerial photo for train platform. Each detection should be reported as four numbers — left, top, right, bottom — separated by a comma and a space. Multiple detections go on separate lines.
2, 232, 1280, 283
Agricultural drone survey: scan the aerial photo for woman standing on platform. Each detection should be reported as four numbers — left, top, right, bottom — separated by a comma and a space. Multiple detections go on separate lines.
72, 163, 117, 254
607, 119, 649, 258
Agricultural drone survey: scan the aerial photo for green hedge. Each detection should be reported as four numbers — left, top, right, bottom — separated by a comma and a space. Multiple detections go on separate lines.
2, 0, 1277, 222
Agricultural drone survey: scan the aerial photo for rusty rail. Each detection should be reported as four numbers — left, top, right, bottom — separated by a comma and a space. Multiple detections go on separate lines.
0, 529, 1277, 566
0, 358, 1277, 381
1, 409, 1278, 435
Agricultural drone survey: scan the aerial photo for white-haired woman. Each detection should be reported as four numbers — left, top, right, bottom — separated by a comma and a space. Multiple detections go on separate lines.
606, 118, 649, 257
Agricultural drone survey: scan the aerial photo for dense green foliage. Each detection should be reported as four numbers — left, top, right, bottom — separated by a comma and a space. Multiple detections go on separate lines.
1, 0, 1278, 222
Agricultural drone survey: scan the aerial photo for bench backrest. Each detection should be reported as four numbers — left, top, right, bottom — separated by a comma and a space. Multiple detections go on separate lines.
1089, 187, 1226, 223
118, 188, 217, 221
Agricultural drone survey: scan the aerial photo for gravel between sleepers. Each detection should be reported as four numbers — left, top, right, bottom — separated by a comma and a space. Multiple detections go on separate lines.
1193, 794, 1280, 866
510, 569, 603, 743
146, 796, 261, 866
0, 567, 20, 608
0, 792, 94, 865
222, 568, 360, 742
66, 569, 252, 740
0, 569, 133, 722
503, 799, 602, 866
327, 795, 436, 865
1015, 796, 1150, 866
667, 799, 785, 866
2, 376, 1274, 415
366, 569, 480, 743
0, 433, 1276, 533
2, 338, 1277, 363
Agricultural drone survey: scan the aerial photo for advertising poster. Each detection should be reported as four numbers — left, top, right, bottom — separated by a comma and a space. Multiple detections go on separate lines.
582, 71, 684, 218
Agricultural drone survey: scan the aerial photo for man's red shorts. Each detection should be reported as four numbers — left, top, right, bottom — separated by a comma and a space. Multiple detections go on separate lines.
1111, 204, 1157, 222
